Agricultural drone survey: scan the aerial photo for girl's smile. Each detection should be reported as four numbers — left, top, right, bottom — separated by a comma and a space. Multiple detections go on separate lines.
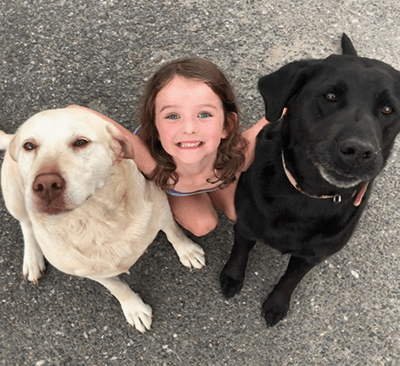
177, 141, 204, 148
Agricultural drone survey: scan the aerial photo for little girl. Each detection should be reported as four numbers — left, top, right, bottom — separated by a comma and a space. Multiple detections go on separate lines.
72, 58, 268, 236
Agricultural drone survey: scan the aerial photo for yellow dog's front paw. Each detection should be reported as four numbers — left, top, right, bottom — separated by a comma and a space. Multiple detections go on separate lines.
177, 242, 206, 269
23, 254, 46, 284
122, 298, 153, 333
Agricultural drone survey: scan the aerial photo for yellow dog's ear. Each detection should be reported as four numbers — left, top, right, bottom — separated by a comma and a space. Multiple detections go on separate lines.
0, 131, 17, 161
106, 124, 134, 161
8, 135, 19, 161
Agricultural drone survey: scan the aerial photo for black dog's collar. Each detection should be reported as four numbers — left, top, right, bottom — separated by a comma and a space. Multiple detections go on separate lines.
281, 151, 368, 206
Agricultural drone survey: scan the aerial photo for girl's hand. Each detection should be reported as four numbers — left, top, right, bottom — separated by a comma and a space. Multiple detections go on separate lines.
66, 105, 157, 175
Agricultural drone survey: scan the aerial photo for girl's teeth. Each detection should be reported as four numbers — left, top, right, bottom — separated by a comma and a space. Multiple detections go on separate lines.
179, 142, 202, 147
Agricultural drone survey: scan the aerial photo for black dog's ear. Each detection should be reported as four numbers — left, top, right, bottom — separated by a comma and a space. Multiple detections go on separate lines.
341, 33, 357, 56
258, 60, 315, 122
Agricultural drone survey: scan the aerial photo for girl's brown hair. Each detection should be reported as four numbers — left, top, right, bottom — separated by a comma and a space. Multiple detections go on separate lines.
139, 57, 247, 190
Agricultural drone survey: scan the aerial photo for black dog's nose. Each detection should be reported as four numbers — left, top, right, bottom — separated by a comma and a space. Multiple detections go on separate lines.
339, 139, 375, 166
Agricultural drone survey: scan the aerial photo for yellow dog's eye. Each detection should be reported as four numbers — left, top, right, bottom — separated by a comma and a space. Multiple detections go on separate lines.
23, 142, 36, 151
73, 139, 89, 148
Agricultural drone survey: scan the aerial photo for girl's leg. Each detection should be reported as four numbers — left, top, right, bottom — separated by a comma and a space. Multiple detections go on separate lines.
167, 193, 218, 237
209, 179, 239, 222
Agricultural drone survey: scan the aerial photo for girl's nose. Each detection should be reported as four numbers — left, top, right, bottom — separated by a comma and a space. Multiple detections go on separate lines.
182, 118, 197, 134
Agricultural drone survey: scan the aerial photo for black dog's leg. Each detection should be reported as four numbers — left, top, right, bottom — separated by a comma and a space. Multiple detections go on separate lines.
220, 225, 257, 298
262, 255, 315, 326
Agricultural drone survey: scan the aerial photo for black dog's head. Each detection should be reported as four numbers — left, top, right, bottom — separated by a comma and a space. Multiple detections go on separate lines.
258, 34, 400, 190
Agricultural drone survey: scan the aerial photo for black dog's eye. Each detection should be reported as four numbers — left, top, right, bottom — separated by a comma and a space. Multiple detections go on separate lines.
23, 141, 36, 151
73, 139, 90, 148
325, 93, 337, 102
381, 106, 394, 115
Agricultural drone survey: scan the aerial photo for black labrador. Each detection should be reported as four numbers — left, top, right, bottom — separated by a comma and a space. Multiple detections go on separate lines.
220, 34, 400, 326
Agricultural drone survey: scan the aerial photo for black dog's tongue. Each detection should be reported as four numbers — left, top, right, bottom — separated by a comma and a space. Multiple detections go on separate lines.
353, 182, 368, 207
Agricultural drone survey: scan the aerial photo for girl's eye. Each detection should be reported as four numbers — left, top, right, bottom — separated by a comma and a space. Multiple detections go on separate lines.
382, 106, 393, 115
166, 114, 179, 120
23, 142, 36, 151
198, 112, 211, 118
325, 93, 337, 102
73, 139, 89, 148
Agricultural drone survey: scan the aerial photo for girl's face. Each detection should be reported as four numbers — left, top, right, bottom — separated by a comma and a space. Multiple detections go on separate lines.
155, 76, 228, 167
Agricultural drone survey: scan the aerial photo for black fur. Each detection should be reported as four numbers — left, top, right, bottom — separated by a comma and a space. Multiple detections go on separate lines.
220, 34, 400, 326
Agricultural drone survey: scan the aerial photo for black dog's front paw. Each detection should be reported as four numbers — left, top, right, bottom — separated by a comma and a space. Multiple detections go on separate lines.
262, 295, 289, 326
219, 268, 244, 298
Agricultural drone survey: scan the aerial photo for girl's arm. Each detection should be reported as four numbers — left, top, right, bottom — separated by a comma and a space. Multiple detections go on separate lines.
67, 105, 156, 176
241, 116, 270, 171
122, 130, 157, 176
241, 108, 287, 171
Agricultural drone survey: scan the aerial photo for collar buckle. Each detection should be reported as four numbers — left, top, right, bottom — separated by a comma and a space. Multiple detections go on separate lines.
333, 194, 342, 204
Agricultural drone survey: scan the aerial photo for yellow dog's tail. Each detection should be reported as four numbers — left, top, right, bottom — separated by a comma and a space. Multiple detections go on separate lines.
0, 131, 13, 151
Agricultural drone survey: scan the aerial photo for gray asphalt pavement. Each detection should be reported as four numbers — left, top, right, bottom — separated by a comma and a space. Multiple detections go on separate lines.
0, 1, 399, 365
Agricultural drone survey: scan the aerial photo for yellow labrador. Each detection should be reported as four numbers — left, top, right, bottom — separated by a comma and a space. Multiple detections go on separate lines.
0, 107, 205, 333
